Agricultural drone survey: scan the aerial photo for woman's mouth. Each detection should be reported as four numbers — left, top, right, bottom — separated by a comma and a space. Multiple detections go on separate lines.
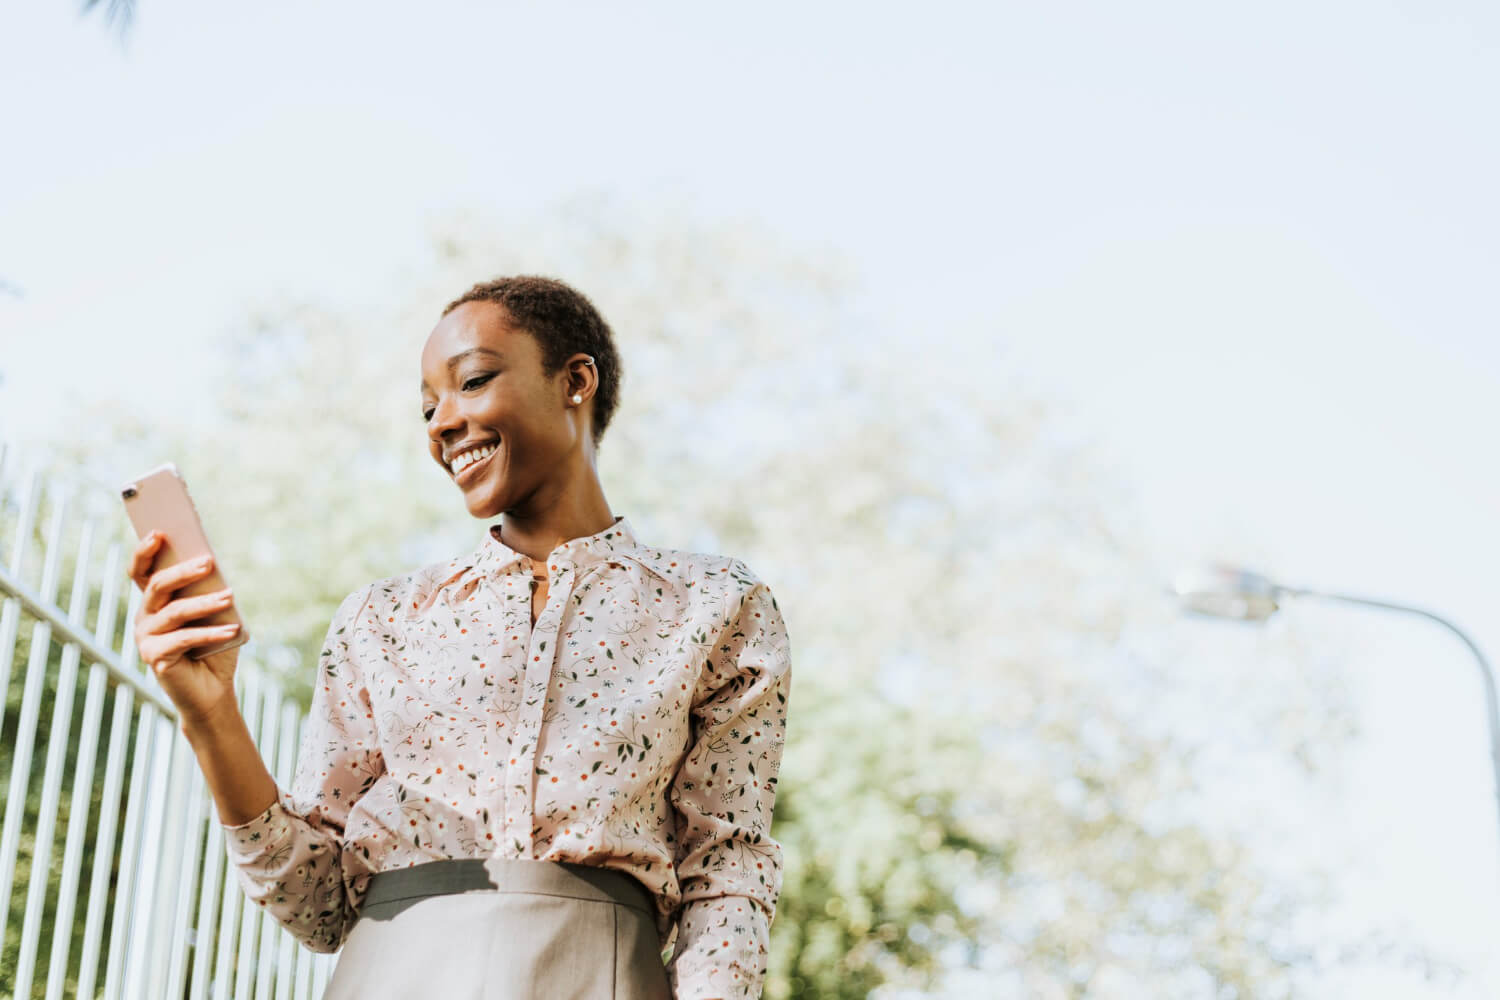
452, 442, 499, 486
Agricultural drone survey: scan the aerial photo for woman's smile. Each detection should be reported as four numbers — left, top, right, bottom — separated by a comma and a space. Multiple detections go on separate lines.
453, 442, 500, 485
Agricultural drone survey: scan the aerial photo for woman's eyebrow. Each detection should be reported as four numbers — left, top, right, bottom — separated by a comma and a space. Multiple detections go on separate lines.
421, 347, 505, 391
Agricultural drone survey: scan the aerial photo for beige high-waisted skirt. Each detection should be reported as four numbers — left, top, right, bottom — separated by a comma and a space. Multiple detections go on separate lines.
321, 858, 671, 1000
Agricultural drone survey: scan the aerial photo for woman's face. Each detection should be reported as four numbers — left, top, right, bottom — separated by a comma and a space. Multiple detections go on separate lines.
419, 300, 585, 519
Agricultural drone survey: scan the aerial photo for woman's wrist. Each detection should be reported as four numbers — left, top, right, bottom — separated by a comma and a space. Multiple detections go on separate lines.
177, 691, 241, 744
179, 697, 280, 826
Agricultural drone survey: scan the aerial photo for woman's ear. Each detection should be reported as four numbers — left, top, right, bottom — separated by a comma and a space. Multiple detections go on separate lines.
566, 354, 597, 405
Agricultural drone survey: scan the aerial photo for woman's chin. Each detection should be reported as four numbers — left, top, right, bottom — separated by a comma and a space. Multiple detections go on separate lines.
463, 490, 505, 520
458, 473, 506, 518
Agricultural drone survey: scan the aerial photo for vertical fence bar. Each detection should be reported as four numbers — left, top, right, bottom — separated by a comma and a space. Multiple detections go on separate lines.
102, 703, 161, 1000
163, 738, 210, 1000
0, 482, 70, 960
252, 677, 289, 1000
212, 667, 262, 1000
294, 941, 315, 1000
234, 677, 282, 1000
124, 711, 176, 999
147, 725, 199, 1000
147, 723, 194, 997
77, 581, 144, 1000
289, 702, 314, 1000
272, 701, 303, 1000
291, 947, 308, 1000
314, 949, 334, 995
189, 778, 229, 1000
254, 688, 300, 1000
0, 464, 42, 740
45, 539, 126, 1000
13, 516, 97, 999
75, 681, 136, 1000
123, 711, 173, 1000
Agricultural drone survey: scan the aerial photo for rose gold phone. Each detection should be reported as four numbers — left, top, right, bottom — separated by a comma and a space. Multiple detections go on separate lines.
120, 462, 249, 660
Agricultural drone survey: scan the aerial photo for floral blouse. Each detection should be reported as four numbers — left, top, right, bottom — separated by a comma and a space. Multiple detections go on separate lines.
223, 515, 792, 1000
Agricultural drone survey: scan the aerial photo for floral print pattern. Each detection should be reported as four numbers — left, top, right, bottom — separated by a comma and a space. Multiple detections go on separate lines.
223, 516, 792, 1000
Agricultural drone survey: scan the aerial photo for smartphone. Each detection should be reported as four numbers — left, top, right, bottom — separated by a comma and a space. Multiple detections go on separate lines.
120, 462, 249, 660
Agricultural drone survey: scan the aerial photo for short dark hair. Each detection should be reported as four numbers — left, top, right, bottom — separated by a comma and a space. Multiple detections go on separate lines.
442, 276, 624, 447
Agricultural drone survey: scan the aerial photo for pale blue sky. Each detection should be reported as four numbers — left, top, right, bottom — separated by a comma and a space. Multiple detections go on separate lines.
2, 1, 1498, 994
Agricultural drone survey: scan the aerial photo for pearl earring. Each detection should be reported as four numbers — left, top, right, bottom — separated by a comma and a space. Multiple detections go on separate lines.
571, 394, 583, 405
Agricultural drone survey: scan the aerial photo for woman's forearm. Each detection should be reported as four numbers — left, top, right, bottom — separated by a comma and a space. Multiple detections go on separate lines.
180, 700, 280, 826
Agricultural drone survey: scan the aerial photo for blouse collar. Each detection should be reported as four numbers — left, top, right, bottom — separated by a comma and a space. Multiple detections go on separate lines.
466, 514, 640, 579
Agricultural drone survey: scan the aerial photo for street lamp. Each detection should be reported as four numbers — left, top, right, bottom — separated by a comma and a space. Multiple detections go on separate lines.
1171, 563, 1500, 843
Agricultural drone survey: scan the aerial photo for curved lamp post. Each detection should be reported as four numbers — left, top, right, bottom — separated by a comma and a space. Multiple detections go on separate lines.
1171, 564, 1500, 843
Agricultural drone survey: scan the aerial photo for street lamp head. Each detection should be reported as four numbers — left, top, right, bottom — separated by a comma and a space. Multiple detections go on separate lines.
1170, 564, 1282, 622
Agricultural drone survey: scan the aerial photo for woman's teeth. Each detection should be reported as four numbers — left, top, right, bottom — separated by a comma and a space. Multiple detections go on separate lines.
452, 442, 498, 475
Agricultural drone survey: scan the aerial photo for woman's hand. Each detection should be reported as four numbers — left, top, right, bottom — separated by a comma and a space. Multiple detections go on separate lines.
130, 529, 243, 730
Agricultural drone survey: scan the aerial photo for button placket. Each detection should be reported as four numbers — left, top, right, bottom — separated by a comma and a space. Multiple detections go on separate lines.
503, 558, 574, 857
494, 571, 525, 852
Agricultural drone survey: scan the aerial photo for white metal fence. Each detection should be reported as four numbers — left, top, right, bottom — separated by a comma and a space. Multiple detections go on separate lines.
0, 444, 335, 999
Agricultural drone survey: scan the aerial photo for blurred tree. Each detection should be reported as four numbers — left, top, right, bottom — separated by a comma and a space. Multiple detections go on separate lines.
33, 197, 1433, 997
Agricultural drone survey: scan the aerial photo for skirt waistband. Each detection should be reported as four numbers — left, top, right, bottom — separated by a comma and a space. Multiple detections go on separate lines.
358, 858, 656, 923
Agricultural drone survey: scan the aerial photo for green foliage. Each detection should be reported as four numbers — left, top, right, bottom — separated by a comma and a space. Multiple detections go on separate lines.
768, 682, 999, 999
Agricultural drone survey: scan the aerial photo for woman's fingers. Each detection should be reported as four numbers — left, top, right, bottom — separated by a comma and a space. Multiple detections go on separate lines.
146, 587, 234, 634
141, 552, 217, 615
128, 530, 165, 588
134, 586, 232, 652
126, 529, 242, 698
143, 623, 241, 674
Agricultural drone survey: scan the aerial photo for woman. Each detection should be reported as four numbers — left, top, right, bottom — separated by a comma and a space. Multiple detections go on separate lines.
130, 276, 793, 1000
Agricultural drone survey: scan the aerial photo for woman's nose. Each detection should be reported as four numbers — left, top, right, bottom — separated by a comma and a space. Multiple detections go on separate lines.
427, 395, 465, 439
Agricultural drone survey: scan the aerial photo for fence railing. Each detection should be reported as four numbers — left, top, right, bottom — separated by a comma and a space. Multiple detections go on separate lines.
0, 443, 333, 999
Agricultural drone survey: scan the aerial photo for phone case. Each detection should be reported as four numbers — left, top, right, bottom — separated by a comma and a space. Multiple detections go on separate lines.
120, 462, 249, 660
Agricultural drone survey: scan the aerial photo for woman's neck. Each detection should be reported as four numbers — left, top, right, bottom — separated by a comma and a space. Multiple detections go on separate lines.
497, 490, 616, 564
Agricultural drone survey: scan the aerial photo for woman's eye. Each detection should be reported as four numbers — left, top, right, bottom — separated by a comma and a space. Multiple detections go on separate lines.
421, 373, 495, 421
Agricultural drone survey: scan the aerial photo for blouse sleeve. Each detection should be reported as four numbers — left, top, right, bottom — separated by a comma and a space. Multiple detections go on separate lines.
221, 583, 383, 953
666, 567, 793, 1000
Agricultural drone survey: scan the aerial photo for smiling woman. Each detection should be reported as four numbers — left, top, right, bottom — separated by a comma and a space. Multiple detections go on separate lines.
417, 280, 624, 543
139, 274, 793, 1000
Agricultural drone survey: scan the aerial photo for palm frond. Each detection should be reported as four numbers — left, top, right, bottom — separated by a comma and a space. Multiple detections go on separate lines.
80, 0, 135, 35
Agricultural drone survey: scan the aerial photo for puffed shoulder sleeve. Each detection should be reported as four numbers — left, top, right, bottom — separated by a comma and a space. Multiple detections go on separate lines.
221, 582, 384, 953
667, 563, 793, 1000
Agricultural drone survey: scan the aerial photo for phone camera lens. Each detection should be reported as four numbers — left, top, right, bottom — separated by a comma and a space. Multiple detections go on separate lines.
121, 486, 138, 499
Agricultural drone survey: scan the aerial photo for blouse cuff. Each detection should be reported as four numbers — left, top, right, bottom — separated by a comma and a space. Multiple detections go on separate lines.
221, 788, 294, 858
669, 895, 771, 1000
